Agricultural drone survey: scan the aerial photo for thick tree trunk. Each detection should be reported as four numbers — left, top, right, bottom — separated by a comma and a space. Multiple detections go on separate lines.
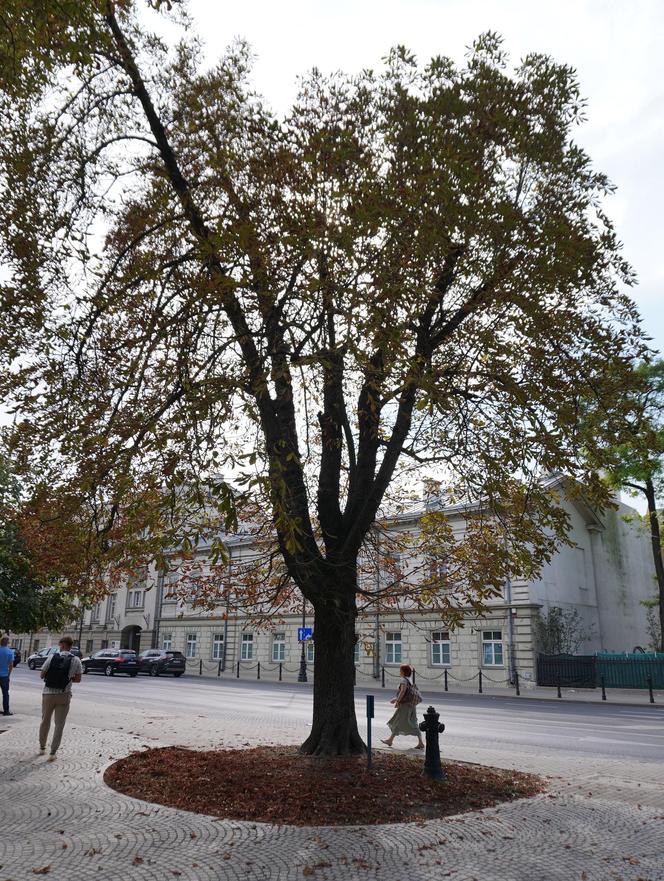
299, 587, 366, 756
644, 479, 664, 652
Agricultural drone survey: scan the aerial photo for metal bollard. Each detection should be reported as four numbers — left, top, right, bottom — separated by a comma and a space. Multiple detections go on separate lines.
257, 662, 261, 680
419, 705, 446, 781
514, 670, 520, 696
199, 659, 202, 676
601, 675, 606, 701
236, 660, 240, 679
444, 669, 448, 692
478, 670, 482, 694
217, 660, 221, 677
279, 663, 282, 682
381, 666, 385, 688
557, 679, 562, 699
648, 675, 655, 704
366, 695, 374, 771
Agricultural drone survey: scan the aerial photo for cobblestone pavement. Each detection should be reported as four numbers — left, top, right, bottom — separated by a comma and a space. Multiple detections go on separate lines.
2, 711, 664, 881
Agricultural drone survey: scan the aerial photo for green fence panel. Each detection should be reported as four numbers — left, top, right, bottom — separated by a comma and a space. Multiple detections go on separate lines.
595, 654, 664, 689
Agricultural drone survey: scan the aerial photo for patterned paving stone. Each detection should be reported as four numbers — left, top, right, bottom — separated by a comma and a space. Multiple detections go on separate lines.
1, 716, 664, 881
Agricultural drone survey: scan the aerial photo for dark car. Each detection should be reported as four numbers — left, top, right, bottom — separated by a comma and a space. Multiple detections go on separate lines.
82, 649, 138, 677
137, 649, 186, 677
27, 647, 59, 670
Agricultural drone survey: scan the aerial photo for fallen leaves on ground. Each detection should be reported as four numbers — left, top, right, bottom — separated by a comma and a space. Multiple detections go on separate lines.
104, 746, 544, 826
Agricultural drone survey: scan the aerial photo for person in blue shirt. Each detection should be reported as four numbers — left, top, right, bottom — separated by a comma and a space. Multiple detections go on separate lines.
0, 636, 15, 716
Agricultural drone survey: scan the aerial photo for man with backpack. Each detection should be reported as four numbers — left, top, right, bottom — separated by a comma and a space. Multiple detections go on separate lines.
39, 636, 83, 761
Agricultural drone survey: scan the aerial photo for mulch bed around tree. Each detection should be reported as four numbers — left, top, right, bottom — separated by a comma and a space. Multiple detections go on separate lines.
104, 746, 545, 826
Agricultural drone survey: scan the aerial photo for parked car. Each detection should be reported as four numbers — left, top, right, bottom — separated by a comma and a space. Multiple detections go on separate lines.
137, 649, 186, 677
12, 648, 21, 666
27, 647, 59, 670
82, 649, 138, 677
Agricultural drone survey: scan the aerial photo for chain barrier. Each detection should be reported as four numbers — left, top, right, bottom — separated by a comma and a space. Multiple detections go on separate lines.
446, 670, 480, 682
411, 669, 446, 680
480, 671, 512, 685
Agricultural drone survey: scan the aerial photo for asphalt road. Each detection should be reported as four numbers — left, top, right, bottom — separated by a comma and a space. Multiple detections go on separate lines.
10, 664, 664, 764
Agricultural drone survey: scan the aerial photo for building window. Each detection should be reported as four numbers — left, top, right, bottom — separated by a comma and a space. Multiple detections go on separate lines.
353, 641, 360, 664
272, 632, 286, 662
212, 633, 225, 660
128, 589, 144, 609
101, 640, 109, 650
482, 631, 504, 666
185, 633, 198, 659
85, 639, 93, 654
33, 640, 40, 652
241, 632, 254, 660
162, 633, 172, 651
431, 631, 451, 666
110, 639, 120, 650
307, 641, 315, 663
385, 632, 402, 665
162, 571, 179, 602
91, 601, 102, 623
107, 594, 116, 621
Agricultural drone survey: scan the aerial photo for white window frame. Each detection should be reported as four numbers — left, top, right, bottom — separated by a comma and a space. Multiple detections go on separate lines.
212, 633, 225, 660
107, 593, 116, 621
385, 631, 402, 665
431, 631, 451, 666
272, 632, 286, 662
306, 640, 315, 663
162, 571, 179, 603
241, 632, 254, 661
185, 632, 198, 659
110, 639, 120, 650
482, 630, 504, 666
161, 633, 172, 651
128, 589, 144, 609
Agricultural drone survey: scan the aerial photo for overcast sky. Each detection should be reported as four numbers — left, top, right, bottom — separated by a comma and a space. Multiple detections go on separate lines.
188, 0, 663, 355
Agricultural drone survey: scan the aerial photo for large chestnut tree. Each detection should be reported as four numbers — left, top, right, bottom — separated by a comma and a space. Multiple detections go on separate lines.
0, 2, 646, 754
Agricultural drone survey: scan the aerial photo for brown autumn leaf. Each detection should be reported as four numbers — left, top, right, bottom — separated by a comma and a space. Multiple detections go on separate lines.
31, 869, 50, 876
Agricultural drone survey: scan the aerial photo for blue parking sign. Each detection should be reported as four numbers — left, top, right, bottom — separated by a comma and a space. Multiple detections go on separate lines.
298, 627, 313, 642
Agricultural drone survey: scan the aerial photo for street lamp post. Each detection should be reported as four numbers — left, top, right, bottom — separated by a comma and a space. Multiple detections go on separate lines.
297, 600, 307, 682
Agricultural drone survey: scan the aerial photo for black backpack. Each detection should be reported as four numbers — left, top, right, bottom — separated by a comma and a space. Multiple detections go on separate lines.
44, 654, 73, 691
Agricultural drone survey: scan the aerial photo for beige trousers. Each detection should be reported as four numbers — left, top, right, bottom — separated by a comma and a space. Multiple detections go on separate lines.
40, 693, 72, 755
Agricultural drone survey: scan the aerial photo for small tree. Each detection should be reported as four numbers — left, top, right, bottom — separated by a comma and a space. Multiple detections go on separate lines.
0, 3, 646, 754
641, 599, 662, 653
0, 458, 76, 633
534, 606, 594, 655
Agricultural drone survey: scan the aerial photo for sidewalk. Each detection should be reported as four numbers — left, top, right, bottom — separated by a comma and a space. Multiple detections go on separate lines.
186, 667, 664, 707
2, 710, 664, 881
413, 681, 664, 706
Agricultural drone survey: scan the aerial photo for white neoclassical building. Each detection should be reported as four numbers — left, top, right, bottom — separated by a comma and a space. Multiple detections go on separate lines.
15, 477, 656, 688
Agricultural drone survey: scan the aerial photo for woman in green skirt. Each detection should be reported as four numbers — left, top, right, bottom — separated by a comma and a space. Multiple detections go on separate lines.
381, 663, 424, 749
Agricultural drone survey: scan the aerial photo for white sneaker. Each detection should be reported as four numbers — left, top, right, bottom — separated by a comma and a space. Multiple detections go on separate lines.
47, 754, 57, 763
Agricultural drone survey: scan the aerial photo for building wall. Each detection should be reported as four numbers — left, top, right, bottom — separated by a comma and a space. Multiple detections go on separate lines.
591, 503, 655, 651
10, 487, 656, 687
